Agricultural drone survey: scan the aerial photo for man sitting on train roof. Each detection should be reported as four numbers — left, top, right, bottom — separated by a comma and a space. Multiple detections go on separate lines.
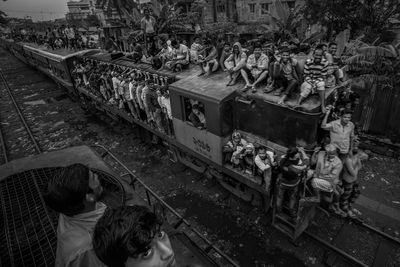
224, 42, 247, 86
198, 38, 219, 76
223, 131, 247, 165
297, 44, 329, 113
266, 46, 300, 105
277, 146, 310, 222
165, 39, 189, 72
188, 104, 206, 129
43, 164, 106, 267
255, 146, 277, 192
310, 144, 344, 214
241, 44, 270, 93
93, 205, 177, 267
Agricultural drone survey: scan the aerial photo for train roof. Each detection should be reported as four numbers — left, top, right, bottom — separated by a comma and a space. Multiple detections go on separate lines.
23, 43, 101, 61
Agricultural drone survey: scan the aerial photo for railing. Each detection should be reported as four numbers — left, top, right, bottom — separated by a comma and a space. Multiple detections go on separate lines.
92, 144, 239, 267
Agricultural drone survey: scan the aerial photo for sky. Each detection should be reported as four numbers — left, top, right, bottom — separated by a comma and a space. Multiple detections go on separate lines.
0, 0, 70, 21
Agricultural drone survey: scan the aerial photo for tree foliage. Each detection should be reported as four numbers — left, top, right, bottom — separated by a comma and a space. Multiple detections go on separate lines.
0, 10, 8, 25
303, 0, 400, 42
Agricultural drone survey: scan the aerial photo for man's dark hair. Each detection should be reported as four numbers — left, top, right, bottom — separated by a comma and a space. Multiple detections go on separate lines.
329, 42, 337, 47
93, 205, 163, 267
280, 46, 291, 53
171, 39, 178, 47
342, 109, 353, 116
286, 147, 299, 159
43, 163, 90, 216
315, 44, 324, 52
299, 43, 310, 53
192, 104, 200, 111
253, 43, 262, 49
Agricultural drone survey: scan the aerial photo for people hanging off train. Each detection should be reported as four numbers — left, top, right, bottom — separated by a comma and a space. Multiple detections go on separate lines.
165, 39, 189, 72
240, 143, 256, 174
297, 44, 329, 113
111, 71, 121, 100
224, 42, 247, 86
93, 205, 177, 267
267, 46, 300, 105
277, 146, 310, 221
339, 137, 367, 217
157, 87, 174, 135
254, 146, 277, 192
310, 144, 344, 214
241, 44, 269, 93
43, 164, 106, 267
223, 131, 247, 164
321, 107, 355, 160
189, 104, 206, 129
198, 39, 219, 76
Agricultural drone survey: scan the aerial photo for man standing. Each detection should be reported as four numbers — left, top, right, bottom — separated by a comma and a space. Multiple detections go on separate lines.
297, 45, 329, 112
321, 107, 355, 160
277, 147, 309, 221
254, 146, 276, 192
340, 138, 367, 217
43, 164, 106, 267
241, 44, 269, 93
311, 144, 344, 214
141, 9, 156, 51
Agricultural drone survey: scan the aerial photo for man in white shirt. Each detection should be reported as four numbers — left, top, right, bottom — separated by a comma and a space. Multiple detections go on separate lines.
254, 147, 276, 191
165, 40, 189, 72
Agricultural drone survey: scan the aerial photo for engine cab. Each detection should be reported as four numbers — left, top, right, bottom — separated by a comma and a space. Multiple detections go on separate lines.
169, 71, 237, 165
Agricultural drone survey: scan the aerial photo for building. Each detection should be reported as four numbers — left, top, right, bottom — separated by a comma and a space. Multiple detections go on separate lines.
236, 0, 296, 23
66, 0, 96, 21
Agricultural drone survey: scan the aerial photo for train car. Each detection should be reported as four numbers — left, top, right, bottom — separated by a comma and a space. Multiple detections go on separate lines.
0, 145, 236, 267
0, 43, 339, 240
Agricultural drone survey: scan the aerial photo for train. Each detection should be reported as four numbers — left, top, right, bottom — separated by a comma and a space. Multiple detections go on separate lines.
0, 38, 340, 240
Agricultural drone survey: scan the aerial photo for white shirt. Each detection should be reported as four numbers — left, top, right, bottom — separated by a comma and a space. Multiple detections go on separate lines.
160, 96, 172, 119
254, 151, 275, 172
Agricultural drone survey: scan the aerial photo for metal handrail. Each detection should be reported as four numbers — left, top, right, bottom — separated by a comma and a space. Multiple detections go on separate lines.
91, 144, 239, 267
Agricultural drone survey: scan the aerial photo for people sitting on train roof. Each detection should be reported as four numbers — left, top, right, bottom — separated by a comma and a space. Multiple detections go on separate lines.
43, 164, 106, 267
241, 44, 270, 93
219, 42, 232, 72
254, 146, 277, 192
277, 147, 310, 222
310, 144, 344, 214
190, 36, 204, 63
188, 104, 206, 129
321, 107, 355, 160
198, 38, 219, 76
223, 131, 247, 165
267, 46, 300, 105
93, 205, 177, 267
297, 44, 329, 113
224, 42, 247, 86
165, 39, 189, 72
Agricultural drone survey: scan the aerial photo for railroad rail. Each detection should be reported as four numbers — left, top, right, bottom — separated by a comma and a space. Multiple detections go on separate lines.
305, 208, 400, 267
0, 68, 42, 164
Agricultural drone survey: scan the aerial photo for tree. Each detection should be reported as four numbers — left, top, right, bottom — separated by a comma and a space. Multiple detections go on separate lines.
303, 0, 400, 42
0, 10, 8, 25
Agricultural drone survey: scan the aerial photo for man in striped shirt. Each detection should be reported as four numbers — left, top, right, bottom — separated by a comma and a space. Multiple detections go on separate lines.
297, 45, 329, 113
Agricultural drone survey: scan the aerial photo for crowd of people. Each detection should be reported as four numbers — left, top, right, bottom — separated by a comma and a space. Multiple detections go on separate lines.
71, 58, 174, 135
10, 25, 99, 50
223, 104, 366, 221
120, 34, 348, 113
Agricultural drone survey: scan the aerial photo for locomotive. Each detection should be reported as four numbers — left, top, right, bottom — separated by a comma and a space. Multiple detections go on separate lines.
0, 39, 340, 240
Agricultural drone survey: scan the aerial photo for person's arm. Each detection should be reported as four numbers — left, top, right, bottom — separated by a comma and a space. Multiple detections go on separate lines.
255, 156, 271, 172
204, 46, 217, 61
246, 55, 253, 70
234, 52, 247, 71
220, 51, 227, 71
329, 161, 343, 183
224, 53, 233, 69
303, 61, 311, 82
321, 108, 332, 129
344, 157, 357, 177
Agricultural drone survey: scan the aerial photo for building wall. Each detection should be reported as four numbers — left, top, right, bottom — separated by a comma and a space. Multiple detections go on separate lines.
67, 0, 96, 20
236, 0, 296, 23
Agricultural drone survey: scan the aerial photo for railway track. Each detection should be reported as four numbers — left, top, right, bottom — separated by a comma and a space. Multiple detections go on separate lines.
0, 68, 42, 164
305, 208, 400, 267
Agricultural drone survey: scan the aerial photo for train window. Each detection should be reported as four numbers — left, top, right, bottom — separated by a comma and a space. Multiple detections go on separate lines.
221, 100, 233, 136
183, 97, 206, 130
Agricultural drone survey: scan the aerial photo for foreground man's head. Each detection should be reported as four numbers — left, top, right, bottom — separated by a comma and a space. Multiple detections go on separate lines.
93, 205, 176, 267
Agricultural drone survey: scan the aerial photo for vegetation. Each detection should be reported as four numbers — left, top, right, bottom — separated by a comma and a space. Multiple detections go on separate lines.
0, 10, 8, 25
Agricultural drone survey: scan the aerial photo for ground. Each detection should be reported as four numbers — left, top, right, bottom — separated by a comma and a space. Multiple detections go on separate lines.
1, 47, 400, 266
